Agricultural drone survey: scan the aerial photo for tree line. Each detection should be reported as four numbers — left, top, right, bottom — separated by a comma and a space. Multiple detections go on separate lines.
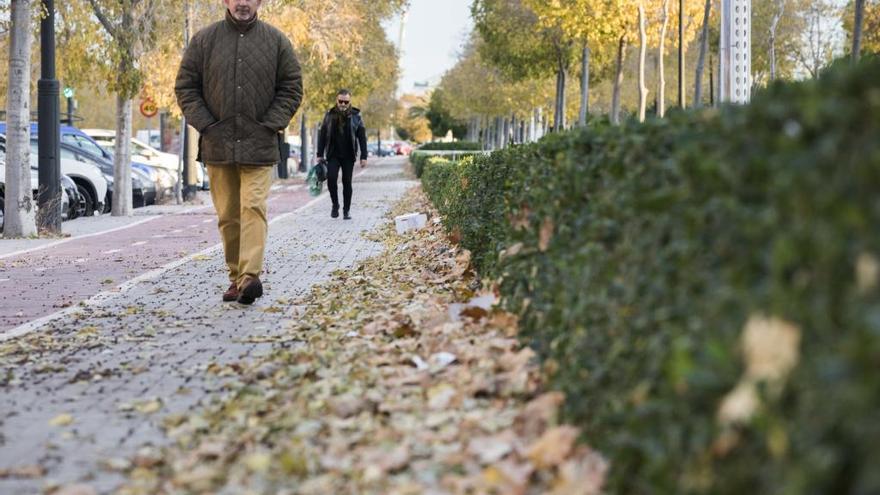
425, 0, 877, 145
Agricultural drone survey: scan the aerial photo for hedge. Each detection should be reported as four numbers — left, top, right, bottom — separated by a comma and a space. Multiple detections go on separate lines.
419, 56, 880, 494
417, 140, 483, 151
411, 150, 483, 178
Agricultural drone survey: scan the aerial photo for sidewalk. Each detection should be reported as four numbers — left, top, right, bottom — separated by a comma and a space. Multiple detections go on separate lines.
0, 157, 416, 494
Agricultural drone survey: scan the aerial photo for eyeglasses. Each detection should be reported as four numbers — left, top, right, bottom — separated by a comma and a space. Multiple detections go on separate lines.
337, 100, 350, 105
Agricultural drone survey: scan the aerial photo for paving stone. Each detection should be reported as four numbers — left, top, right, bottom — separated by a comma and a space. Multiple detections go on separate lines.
0, 158, 415, 492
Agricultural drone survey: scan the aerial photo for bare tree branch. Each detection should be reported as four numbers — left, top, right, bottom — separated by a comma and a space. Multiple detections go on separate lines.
87, 0, 119, 41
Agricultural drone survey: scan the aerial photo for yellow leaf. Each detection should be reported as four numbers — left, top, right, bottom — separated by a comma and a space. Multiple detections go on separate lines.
244, 452, 272, 473
49, 413, 75, 427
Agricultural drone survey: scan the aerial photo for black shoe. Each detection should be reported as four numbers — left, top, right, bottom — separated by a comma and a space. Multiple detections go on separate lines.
237, 276, 263, 305
331, 206, 339, 218
343, 211, 351, 220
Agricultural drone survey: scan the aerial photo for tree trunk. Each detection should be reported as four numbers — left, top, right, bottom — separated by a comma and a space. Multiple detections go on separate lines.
558, 66, 567, 130
694, 0, 711, 106
553, 69, 562, 131
709, 52, 716, 107
678, 0, 686, 109
638, 2, 649, 123
769, 0, 784, 79
853, 0, 865, 63
510, 114, 517, 145
611, 35, 627, 125
536, 107, 544, 140
658, 0, 670, 117
112, 94, 134, 216
4, 0, 36, 237
578, 44, 590, 126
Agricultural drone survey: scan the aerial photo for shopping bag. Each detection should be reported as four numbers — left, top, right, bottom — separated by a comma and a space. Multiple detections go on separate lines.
307, 160, 327, 197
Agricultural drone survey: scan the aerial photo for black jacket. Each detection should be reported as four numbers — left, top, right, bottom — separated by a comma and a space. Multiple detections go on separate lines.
317, 107, 368, 161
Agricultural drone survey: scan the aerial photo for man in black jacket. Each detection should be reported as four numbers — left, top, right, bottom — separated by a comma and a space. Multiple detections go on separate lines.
316, 89, 368, 220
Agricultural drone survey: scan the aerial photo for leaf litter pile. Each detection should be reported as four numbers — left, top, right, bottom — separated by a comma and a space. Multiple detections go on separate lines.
120, 187, 607, 495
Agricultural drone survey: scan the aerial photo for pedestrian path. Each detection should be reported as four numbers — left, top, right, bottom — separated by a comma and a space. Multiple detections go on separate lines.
0, 157, 415, 494
0, 183, 312, 335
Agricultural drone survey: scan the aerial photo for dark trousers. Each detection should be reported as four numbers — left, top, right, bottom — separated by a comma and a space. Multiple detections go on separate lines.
327, 157, 354, 211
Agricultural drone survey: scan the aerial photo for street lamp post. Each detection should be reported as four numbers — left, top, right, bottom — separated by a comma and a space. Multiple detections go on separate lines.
38, 0, 61, 233
720, 0, 752, 103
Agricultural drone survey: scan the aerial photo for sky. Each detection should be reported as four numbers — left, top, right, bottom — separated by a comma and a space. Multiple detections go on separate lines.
383, 0, 474, 95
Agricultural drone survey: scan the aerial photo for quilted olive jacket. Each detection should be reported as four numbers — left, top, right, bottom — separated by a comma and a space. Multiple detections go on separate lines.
175, 11, 303, 165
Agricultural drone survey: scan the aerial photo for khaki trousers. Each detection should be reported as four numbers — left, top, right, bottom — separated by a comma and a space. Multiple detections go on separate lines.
206, 164, 273, 287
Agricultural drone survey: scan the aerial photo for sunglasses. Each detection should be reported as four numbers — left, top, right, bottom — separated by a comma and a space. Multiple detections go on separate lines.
337, 99, 350, 105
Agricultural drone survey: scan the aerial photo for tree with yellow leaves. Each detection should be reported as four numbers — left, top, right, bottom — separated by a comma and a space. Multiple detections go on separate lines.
525, 0, 621, 126
472, 0, 578, 131
434, 33, 552, 146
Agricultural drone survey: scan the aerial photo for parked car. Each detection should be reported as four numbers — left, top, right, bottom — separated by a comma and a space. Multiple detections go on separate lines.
0, 134, 107, 216
0, 158, 79, 232
0, 122, 168, 203
83, 129, 182, 198
55, 140, 156, 209
60, 174, 84, 220
391, 141, 413, 156
367, 142, 395, 157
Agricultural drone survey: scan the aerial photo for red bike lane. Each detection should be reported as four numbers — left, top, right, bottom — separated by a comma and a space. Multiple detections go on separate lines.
0, 183, 314, 333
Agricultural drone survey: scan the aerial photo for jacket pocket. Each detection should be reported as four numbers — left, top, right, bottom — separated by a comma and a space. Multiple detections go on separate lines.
200, 117, 233, 163
245, 116, 279, 163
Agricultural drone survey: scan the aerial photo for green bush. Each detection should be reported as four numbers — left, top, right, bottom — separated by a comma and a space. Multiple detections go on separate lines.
421, 56, 880, 494
411, 150, 483, 178
417, 140, 483, 151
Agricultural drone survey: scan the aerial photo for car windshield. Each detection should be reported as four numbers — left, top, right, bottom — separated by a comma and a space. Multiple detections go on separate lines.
63, 134, 107, 157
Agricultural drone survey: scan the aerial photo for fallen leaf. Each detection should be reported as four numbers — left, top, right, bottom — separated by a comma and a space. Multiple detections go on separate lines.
519, 392, 565, 436
527, 426, 580, 469
427, 383, 457, 410
429, 352, 457, 370
0, 464, 46, 479
468, 433, 514, 464
134, 398, 163, 414
551, 447, 608, 495
54, 484, 97, 495
244, 452, 272, 473
49, 413, 74, 427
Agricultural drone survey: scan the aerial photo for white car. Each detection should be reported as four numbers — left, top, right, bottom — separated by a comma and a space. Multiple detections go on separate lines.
82, 129, 180, 178
85, 128, 209, 191
0, 135, 107, 216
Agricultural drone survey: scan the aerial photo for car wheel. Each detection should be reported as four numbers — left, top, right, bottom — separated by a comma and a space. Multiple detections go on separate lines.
0, 194, 5, 234
74, 184, 92, 218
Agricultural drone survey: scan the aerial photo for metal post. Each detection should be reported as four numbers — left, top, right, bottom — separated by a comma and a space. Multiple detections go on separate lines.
181, 0, 196, 201
300, 113, 309, 172
66, 96, 73, 125
38, 0, 61, 233
159, 111, 167, 152
720, 0, 752, 103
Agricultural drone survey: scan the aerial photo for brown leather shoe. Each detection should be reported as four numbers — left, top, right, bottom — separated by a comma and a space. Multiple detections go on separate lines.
222, 282, 239, 302
237, 276, 263, 305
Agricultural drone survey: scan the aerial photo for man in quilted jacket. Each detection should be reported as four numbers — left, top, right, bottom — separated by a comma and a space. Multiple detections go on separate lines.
175, 0, 303, 305
316, 89, 368, 220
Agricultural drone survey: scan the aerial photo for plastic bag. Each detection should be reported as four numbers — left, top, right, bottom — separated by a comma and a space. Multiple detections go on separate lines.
307, 160, 327, 197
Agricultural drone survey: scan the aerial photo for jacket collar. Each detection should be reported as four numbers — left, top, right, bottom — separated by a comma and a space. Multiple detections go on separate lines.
225, 9, 258, 33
